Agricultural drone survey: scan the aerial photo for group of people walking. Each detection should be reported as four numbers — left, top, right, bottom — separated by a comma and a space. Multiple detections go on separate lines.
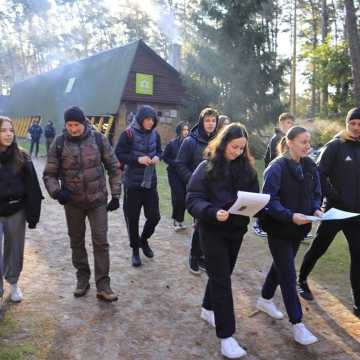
27, 119, 56, 158
0, 103, 359, 359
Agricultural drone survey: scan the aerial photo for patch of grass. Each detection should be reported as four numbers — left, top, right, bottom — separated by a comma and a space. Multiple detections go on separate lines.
0, 312, 17, 337
0, 343, 37, 360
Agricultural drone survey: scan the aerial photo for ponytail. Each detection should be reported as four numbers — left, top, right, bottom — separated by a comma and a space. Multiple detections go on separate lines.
278, 126, 308, 156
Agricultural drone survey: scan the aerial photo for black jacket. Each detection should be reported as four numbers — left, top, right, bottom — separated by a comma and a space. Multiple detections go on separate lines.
186, 159, 259, 231
318, 131, 360, 214
264, 128, 284, 167
162, 137, 184, 174
176, 124, 216, 184
44, 123, 56, 139
0, 144, 43, 226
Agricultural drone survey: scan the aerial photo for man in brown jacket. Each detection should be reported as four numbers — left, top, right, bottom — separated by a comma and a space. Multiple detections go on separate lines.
43, 106, 122, 301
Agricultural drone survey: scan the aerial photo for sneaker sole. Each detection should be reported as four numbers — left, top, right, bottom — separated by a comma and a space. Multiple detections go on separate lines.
96, 294, 118, 302
188, 265, 201, 275
221, 348, 247, 358
294, 337, 318, 345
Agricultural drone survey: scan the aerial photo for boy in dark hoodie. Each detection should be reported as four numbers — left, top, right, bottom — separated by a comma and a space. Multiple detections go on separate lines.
298, 107, 360, 318
115, 105, 162, 267
162, 121, 189, 231
176, 107, 218, 274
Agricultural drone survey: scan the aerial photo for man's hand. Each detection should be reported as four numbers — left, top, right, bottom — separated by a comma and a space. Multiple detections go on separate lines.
138, 156, 152, 166
216, 209, 229, 222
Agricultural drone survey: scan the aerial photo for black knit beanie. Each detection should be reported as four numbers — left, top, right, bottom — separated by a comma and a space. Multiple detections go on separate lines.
64, 106, 87, 124
346, 107, 360, 123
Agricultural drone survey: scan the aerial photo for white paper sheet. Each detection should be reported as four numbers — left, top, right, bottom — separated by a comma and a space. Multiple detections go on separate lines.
304, 208, 360, 222
228, 191, 270, 217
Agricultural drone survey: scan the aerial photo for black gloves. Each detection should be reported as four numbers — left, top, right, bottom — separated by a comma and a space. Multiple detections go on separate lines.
107, 197, 120, 212
55, 189, 72, 205
28, 222, 37, 229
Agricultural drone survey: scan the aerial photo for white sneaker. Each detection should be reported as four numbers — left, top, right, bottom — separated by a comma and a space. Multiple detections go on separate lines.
293, 323, 318, 345
201, 307, 215, 327
178, 222, 186, 230
221, 337, 247, 359
256, 296, 284, 319
173, 221, 182, 232
10, 284, 23, 302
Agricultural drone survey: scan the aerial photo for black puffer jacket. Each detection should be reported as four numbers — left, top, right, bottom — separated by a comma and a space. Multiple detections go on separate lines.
264, 128, 284, 168
318, 130, 360, 213
0, 143, 43, 226
186, 159, 259, 231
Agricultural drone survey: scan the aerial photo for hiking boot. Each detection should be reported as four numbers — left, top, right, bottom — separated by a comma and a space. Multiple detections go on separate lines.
141, 240, 154, 258
198, 257, 206, 272
10, 284, 23, 303
188, 255, 200, 275
298, 281, 314, 301
353, 305, 360, 318
73, 280, 90, 297
132, 248, 142, 267
221, 337, 247, 358
201, 307, 215, 327
97, 287, 118, 302
293, 323, 318, 345
256, 296, 284, 319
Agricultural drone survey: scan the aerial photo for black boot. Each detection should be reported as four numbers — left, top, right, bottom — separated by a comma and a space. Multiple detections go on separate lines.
141, 239, 154, 258
132, 248, 142, 267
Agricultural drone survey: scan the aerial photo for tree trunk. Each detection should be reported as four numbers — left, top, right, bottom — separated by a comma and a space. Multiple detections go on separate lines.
321, 0, 329, 116
290, 0, 297, 115
344, 0, 360, 105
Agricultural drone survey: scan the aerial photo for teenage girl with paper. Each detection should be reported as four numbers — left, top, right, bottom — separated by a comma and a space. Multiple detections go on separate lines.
257, 126, 322, 345
186, 123, 259, 359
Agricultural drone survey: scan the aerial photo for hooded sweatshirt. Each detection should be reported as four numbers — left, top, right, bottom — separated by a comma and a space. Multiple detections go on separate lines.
176, 115, 218, 184
318, 130, 360, 214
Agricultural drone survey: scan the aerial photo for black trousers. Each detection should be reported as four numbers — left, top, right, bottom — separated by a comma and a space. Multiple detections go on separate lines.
190, 222, 203, 258
123, 187, 161, 249
30, 139, 40, 157
200, 225, 245, 339
299, 220, 360, 306
167, 170, 186, 222
262, 235, 303, 324
45, 137, 54, 155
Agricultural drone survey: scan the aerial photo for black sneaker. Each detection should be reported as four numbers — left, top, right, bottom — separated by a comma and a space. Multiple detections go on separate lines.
188, 256, 200, 275
141, 241, 154, 258
298, 281, 314, 301
198, 257, 206, 272
353, 305, 360, 318
132, 248, 142, 267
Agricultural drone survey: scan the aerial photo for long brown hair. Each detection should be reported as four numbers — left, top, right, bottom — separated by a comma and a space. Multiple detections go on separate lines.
0, 116, 26, 171
277, 126, 308, 156
205, 123, 255, 181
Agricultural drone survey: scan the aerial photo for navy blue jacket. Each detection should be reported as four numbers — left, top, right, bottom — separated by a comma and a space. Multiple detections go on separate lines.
115, 119, 161, 189
186, 159, 259, 231
28, 123, 43, 141
260, 156, 321, 238
264, 128, 284, 167
44, 123, 56, 139
176, 124, 215, 184
318, 131, 360, 214
162, 137, 185, 174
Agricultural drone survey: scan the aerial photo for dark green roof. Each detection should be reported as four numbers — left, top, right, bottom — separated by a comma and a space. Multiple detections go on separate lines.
6, 40, 140, 125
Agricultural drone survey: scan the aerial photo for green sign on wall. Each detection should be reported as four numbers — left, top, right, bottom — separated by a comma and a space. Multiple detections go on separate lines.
136, 73, 154, 95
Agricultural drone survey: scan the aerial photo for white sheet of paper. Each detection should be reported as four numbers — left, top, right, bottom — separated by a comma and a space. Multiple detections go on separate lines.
228, 191, 270, 217
304, 208, 360, 222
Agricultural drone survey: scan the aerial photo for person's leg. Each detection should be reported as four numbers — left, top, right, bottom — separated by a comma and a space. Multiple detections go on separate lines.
299, 221, 341, 283
64, 205, 91, 284
141, 187, 161, 244
87, 205, 110, 291
200, 226, 239, 339
0, 220, 4, 298
123, 187, 143, 249
29, 140, 35, 156
169, 173, 186, 223
3, 210, 26, 286
343, 222, 360, 311
266, 235, 303, 324
35, 140, 40, 158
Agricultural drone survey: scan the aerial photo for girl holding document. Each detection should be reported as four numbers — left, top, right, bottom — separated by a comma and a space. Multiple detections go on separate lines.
257, 126, 322, 345
186, 123, 259, 359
